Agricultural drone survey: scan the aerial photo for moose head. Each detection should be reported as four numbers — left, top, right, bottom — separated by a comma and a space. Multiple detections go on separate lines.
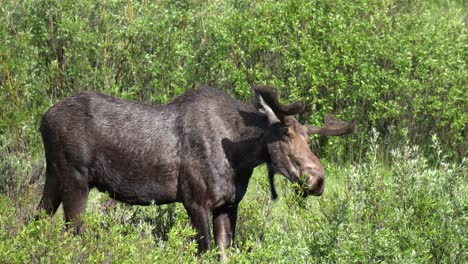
252, 86, 355, 199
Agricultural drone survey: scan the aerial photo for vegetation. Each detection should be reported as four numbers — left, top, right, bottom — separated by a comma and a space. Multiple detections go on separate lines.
1, 133, 466, 262
0, 0, 466, 263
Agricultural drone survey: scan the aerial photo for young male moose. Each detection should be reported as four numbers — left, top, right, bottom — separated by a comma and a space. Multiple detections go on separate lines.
38, 86, 354, 256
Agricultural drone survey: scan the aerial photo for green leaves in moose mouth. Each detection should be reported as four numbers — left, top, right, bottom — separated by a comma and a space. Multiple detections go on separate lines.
289, 172, 312, 198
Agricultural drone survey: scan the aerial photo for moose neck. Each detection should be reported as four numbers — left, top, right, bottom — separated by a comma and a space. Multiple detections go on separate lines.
221, 107, 270, 171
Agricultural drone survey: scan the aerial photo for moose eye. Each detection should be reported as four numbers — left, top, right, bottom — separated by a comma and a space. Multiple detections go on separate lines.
280, 127, 293, 142
280, 127, 289, 136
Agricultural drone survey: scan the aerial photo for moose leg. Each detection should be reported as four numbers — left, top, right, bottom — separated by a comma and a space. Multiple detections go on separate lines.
228, 204, 239, 241
186, 205, 211, 254
37, 166, 62, 216
213, 203, 239, 259
61, 167, 89, 235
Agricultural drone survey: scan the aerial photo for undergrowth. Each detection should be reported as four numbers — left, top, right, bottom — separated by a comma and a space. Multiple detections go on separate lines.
0, 134, 465, 263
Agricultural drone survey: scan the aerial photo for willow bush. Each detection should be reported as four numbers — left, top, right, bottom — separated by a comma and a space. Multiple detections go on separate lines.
1, 0, 466, 158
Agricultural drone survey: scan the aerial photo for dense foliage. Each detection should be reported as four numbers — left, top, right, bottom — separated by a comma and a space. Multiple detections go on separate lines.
0, 0, 466, 263
1, 0, 466, 158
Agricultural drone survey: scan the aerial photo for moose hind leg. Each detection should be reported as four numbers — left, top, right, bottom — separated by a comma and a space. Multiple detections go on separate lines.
37, 167, 61, 216
62, 167, 89, 235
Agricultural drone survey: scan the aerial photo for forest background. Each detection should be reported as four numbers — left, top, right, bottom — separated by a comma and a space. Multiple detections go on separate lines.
0, 0, 466, 263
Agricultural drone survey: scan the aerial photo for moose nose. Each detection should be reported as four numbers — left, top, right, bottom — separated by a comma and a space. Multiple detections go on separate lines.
305, 170, 325, 196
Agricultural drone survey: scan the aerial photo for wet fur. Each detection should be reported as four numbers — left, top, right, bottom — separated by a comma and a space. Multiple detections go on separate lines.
38, 87, 277, 253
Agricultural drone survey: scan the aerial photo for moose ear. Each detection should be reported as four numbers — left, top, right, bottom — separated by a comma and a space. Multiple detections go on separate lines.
252, 87, 266, 111
307, 115, 356, 136
252, 87, 281, 124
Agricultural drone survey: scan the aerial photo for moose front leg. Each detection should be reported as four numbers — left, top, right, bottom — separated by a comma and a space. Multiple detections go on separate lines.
213, 204, 239, 260
186, 205, 212, 254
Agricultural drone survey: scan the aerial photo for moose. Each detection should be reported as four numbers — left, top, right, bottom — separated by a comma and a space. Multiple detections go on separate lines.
37, 86, 354, 256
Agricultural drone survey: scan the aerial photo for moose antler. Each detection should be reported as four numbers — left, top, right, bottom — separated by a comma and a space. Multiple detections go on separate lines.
252, 86, 305, 116
307, 115, 355, 136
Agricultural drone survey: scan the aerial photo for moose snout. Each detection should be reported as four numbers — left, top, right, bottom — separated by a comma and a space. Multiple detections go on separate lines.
304, 169, 325, 196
